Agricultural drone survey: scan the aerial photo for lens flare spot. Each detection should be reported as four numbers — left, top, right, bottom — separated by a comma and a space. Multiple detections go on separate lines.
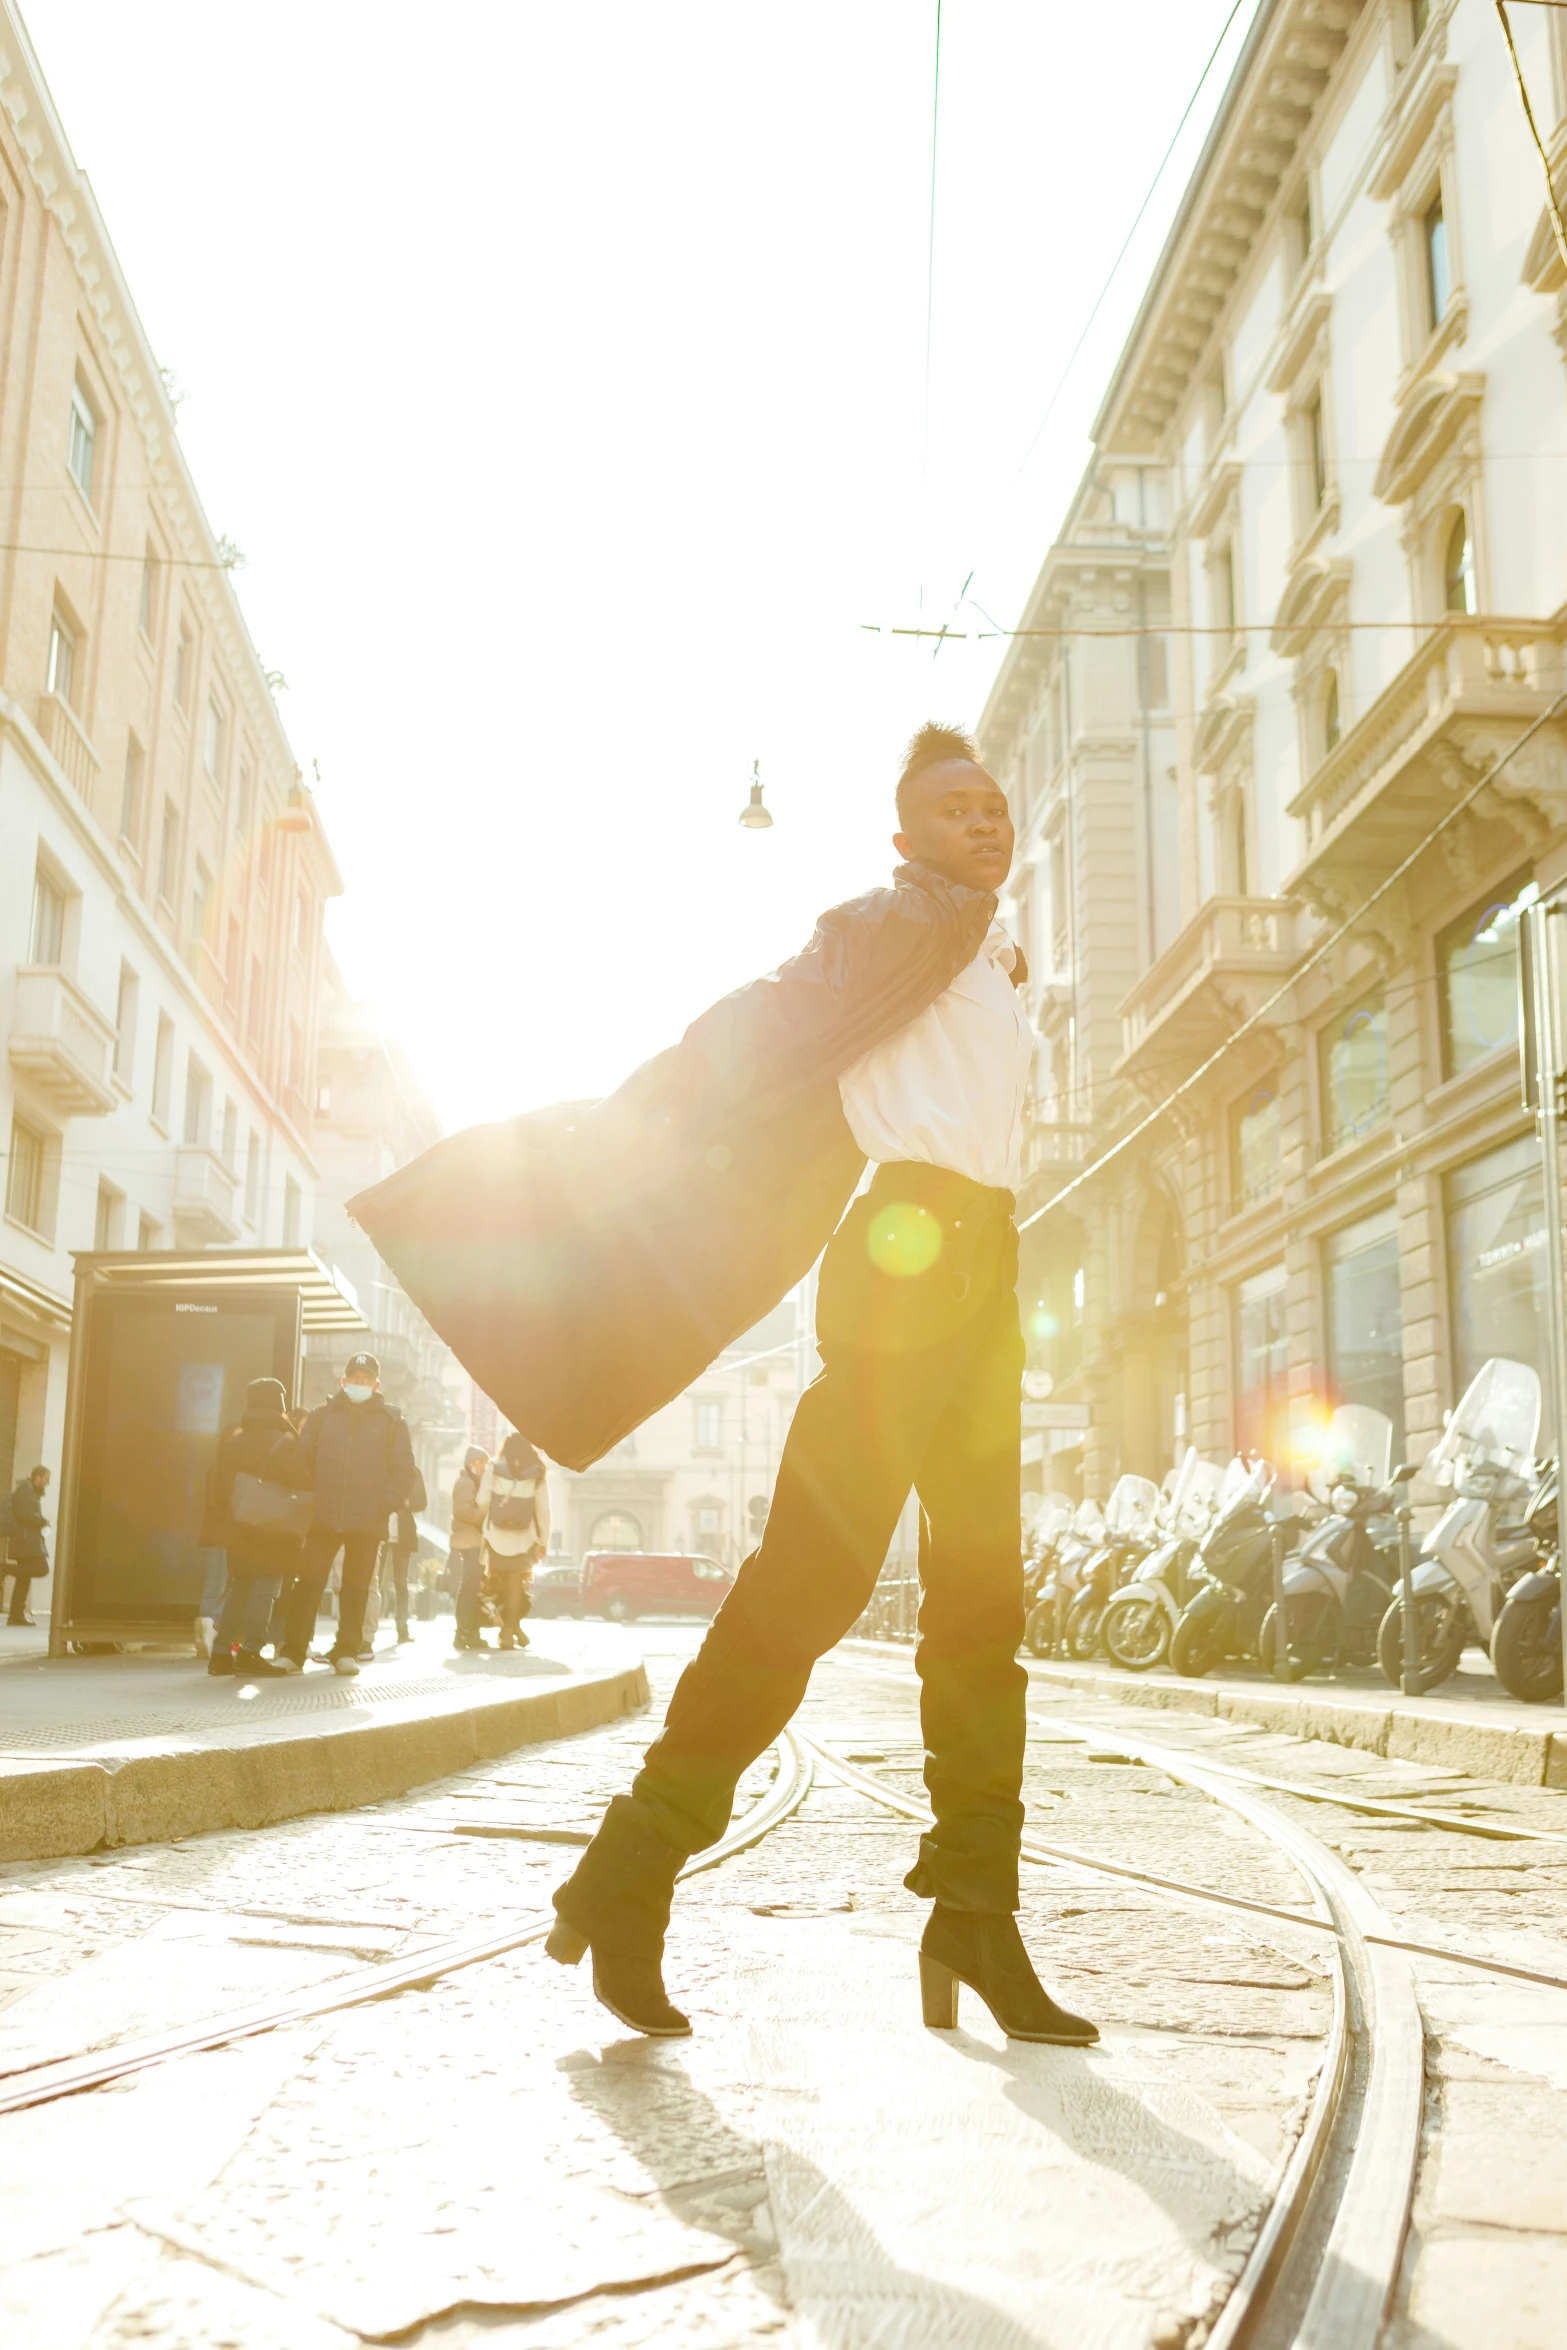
867, 1202, 942, 1279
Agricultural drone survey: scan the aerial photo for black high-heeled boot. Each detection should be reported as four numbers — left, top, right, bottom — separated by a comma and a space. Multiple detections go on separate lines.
547, 1795, 691, 2037
919, 1906, 1099, 2045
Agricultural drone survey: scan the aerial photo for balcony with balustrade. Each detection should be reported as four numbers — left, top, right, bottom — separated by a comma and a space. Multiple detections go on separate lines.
172, 1147, 241, 1246
1285, 617, 1567, 918
8, 966, 116, 1116
37, 691, 102, 818
1115, 897, 1300, 1083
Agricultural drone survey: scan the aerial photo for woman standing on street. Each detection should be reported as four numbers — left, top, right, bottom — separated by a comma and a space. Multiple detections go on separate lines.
477, 1433, 549, 1650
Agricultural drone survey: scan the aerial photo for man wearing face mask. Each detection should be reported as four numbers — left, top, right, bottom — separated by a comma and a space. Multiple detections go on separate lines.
269, 1353, 417, 1675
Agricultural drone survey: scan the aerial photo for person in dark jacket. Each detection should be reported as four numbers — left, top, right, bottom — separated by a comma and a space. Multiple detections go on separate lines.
5, 1467, 50, 1625
207, 1380, 296, 1678
353, 723, 1098, 2052
365, 1468, 428, 1650
269, 1353, 416, 1676
449, 1446, 490, 1651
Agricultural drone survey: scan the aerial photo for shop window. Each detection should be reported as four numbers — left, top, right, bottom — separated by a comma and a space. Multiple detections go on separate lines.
1445, 1137, 1553, 1438
1443, 512, 1475, 614
589, 1510, 643, 1552
1234, 1264, 1288, 1459
1230, 1083, 1282, 1208
1324, 1207, 1405, 1454
1439, 874, 1531, 1078
1319, 990, 1390, 1153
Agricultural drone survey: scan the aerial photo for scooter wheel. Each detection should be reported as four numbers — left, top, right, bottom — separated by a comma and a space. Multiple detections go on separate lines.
1064, 1592, 1103, 1662
1170, 1615, 1220, 1678
1491, 1589, 1565, 1702
1102, 1593, 1171, 1672
1022, 1600, 1055, 1658
1375, 1593, 1466, 1693
1260, 1597, 1334, 1681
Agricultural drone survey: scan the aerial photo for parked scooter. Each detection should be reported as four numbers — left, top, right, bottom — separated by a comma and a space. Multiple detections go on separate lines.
1490, 1461, 1563, 1701
1062, 1473, 1162, 1660
1170, 1457, 1293, 1677
1101, 1449, 1224, 1671
1260, 1405, 1398, 1678
1023, 1496, 1104, 1656
1376, 1358, 1543, 1693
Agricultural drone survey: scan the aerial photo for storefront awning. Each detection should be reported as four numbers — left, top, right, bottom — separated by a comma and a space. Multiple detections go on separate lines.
72, 1248, 369, 1334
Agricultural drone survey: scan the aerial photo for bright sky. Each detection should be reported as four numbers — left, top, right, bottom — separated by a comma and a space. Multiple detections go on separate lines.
22, 0, 1260, 1131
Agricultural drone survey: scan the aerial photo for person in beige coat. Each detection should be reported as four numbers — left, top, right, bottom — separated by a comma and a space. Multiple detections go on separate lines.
477, 1432, 550, 1650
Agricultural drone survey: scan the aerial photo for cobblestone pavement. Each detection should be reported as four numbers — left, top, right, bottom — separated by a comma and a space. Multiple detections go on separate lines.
2, 1627, 1565, 2348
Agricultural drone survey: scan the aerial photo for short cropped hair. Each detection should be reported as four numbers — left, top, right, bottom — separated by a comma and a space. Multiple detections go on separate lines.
895, 720, 980, 823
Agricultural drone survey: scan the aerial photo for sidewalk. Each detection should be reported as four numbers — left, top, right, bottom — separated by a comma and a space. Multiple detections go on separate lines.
1017, 1649, 1567, 1789
0, 1619, 648, 1863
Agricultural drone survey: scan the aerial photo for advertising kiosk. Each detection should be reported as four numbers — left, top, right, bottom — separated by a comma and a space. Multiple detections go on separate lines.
48, 1249, 367, 1655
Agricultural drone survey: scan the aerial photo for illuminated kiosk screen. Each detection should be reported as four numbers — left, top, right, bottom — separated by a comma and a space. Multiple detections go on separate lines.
72, 1288, 299, 1627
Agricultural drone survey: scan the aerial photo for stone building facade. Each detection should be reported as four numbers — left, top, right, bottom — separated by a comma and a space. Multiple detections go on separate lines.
0, 6, 340, 1492
981, 0, 1567, 1497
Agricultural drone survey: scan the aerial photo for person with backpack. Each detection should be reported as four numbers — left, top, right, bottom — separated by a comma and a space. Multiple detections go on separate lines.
4, 1466, 50, 1626
449, 1445, 490, 1651
477, 1433, 549, 1650
206, 1380, 297, 1677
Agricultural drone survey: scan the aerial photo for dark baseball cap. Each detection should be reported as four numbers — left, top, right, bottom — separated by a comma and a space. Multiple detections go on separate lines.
344, 1352, 380, 1379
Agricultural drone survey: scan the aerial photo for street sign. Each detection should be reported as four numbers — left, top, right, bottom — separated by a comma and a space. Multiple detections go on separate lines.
1022, 1401, 1091, 1430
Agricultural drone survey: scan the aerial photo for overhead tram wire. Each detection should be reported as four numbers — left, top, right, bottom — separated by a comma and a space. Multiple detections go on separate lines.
1016, 684, 1567, 1235
1495, 0, 1567, 276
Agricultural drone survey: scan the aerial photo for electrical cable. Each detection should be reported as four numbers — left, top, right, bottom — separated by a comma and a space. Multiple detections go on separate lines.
863, 614, 1565, 638
1016, 686, 1567, 1234
1495, 0, 1567, 277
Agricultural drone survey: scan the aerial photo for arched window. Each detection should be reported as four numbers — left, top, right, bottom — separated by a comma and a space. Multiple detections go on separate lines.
1322, 670, 1341, 756
1444, 512, 1475, 614
588, 1510, 643, 1552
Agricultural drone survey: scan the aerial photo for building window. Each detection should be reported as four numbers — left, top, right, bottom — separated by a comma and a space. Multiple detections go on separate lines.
1423, 192, 1449, 331
157, 801, 178, 904
693, 1398, 723, 1452
94, 1181, 121, 1252
1410, 0, 1430, 46
588, 1510, 643, 1552
138, 546, 158, 638
1304, 391, 1327, 513
138, 1211, 159, 1252
248, 957, 265, 1054
191, 860, 212, 953
183, 1053, 212, 1148
1443, 512, 1475, 614
1230, 1083, 1282, 1208
1321, 670, 1341, 761
1234, 1264, 1288, 1459
47, 609, 75, 706
29, 866, 66, 966
1319, 990, 1390, 1153
5, 1116, 47, 1232
1446, 1136, 1552, 1440
66, 379, 97, 503
282, 1174, 302, 1248
244, 1132, 260, 1225
1048, 830, 1069, 969
203, 698, 224, 780
1439, 875, 1530, 1079
152, 1012, 175, 1128
173, 623, 193, 711
1288, 186, 1314, 279
315, 1081, 332, 1116
1142, 631, 1170, 711
113, 962, 138, 1083
1323, 1207, 1405, 1453
221, 1099, 238, 1169
121, 733, 144, 841
224, 916, 241, 1006
1208, 542, 1236, 665
286, 1020, 303, 1092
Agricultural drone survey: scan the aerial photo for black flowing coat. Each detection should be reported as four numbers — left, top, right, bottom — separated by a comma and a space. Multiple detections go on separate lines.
348, 861, 998, 1471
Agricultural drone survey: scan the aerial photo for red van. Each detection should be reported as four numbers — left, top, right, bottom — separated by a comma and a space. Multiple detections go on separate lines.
581, 1551, 733, 1623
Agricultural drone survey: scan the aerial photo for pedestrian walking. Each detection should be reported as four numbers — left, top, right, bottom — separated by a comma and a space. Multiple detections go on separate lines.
449, 1445, 490, 1651
268, 1353, 417, 1676
206, 1379, 297, 1678
3, 1465, 50, 1625
353, 721, 1099, 2049
477, 1433, 549, 1650
364, 1468, 427, 1650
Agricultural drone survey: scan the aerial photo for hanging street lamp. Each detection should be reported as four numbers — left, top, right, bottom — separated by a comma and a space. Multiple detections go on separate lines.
738, 759, 773, 830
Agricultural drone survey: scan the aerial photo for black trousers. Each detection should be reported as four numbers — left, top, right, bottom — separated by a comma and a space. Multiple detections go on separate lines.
632, 1161, 1026, 1911
283, 1528, 382, 1662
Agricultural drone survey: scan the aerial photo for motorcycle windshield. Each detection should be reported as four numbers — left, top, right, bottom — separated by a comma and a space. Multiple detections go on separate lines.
1105, 1474, 1161, 1537
1212, 1458, 1269, 1528
1318, 1405, 1393, 1492
1175, 1457, 1224, 1535
1072, 1499, 1105, 1538
1432, 1357, 1541, 1483
1026, 1493, 1073, 1546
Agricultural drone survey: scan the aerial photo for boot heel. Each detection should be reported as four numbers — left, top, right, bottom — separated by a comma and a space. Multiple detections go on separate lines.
920, 1952, 960, 2029
546, 1920, 588, 1966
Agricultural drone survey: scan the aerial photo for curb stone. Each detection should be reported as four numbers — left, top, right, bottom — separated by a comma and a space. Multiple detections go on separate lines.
1011, 1659, 1567, 1790
0, 1661, 649, 1864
